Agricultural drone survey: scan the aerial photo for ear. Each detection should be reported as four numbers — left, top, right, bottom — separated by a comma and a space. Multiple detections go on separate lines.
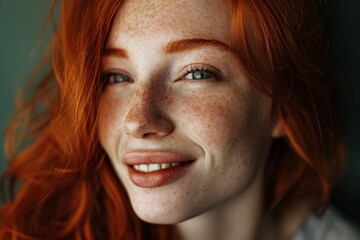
271, 118, 285, 138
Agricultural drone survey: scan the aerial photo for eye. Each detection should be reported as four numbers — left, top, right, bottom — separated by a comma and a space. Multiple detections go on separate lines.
104, 73, 132, 84
182, 64, 222, 81
184, 71, 213, 80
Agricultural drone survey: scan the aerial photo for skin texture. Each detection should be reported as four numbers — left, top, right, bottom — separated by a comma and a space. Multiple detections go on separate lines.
98, 0, 285, 239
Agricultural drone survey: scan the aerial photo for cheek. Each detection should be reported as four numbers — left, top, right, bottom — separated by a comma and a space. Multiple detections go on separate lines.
175, 87, 272, 178
98, 96, 127, 156
173, 88, 272, 201
177, 90, 250, 150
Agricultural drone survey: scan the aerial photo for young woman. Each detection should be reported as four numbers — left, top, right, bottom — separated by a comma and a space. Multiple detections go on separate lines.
1, 0, 358, 239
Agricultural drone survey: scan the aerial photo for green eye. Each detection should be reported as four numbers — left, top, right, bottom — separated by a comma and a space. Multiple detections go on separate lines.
187, 71, 213, 80
106, 73, 132, 83
182, 64, 221, 81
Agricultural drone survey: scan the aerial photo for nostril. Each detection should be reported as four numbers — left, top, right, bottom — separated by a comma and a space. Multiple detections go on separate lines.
124, 110, 175, 139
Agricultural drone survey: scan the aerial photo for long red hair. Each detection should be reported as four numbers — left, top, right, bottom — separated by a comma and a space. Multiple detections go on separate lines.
0, 0, 345, 239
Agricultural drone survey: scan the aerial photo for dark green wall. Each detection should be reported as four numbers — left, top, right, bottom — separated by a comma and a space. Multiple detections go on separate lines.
1, 0, 359, 223
328, 0, 360, 224
0, 0, 51, 168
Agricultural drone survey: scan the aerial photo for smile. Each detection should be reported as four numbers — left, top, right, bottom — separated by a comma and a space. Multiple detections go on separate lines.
123, 151, 196, 188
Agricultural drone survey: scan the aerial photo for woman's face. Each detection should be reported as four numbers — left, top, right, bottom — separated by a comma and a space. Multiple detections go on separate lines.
99, 0, 277, 224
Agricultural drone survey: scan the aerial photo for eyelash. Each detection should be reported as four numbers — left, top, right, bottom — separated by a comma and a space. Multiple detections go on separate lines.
181, 64, 222, 81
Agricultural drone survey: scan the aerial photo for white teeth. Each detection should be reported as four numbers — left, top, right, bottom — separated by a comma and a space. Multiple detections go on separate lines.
148, 163, 160, 172
161, 163, 171, 169
133, 162, 183, 172
139, 164, 148, 172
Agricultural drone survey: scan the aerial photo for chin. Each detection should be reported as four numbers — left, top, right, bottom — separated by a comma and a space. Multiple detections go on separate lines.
131, 200, 205, 225
133, 207, 188, 225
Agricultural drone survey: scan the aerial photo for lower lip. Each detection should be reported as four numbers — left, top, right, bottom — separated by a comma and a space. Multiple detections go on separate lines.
128, 161, 195, 188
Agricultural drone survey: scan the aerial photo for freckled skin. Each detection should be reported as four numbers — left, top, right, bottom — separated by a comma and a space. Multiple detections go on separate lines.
98, 0, 276, 231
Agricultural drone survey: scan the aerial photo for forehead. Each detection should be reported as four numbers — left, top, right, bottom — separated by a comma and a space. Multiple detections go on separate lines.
108, 0, 231, 47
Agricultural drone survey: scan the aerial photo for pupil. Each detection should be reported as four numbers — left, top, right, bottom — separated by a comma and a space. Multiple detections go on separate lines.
115, 74, 127, 82
193, 72, 202, 79
193, 71, 210, 79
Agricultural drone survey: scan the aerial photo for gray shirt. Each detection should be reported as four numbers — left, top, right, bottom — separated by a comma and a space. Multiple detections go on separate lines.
292, 207, 360, 240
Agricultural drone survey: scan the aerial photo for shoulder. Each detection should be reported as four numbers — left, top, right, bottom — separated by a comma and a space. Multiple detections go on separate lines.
292, 206, 360, 240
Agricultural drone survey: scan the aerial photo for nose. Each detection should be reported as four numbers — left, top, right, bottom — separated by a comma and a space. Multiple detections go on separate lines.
124, 85, 174, 139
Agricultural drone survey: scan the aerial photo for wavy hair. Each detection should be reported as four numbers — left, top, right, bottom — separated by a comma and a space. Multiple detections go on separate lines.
0, 0, 345, 239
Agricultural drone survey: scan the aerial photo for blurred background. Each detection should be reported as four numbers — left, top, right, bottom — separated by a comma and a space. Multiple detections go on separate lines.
1, 0, 359, 224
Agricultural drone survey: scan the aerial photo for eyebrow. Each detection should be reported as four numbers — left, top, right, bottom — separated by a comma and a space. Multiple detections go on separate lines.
103, 38, 237, 58
103, 47, 128, 58
164, 38, 235, 55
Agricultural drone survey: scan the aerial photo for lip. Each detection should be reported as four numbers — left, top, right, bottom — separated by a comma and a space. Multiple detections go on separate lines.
123, 151, 196, 188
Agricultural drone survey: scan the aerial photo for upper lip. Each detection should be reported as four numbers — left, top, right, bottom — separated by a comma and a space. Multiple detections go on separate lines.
123, 150, 195, 165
